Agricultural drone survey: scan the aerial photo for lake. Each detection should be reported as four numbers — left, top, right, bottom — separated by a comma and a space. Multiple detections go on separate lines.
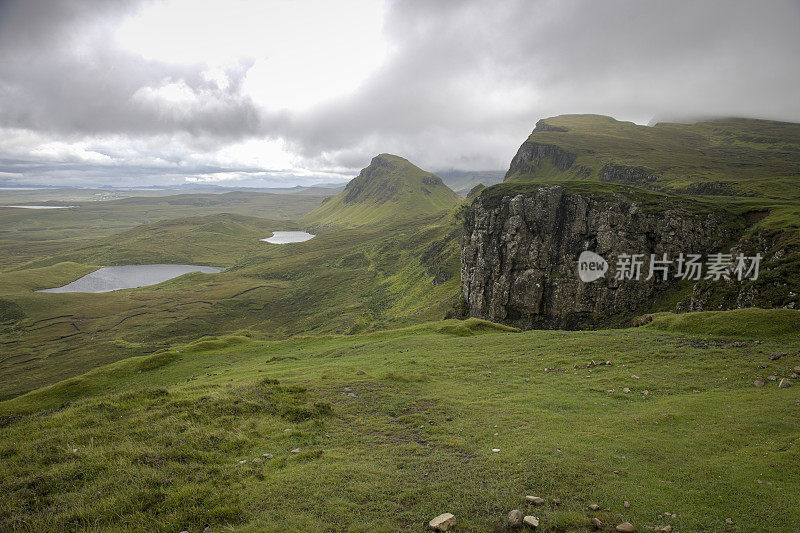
1, 205, 76, 209
38, 264, 222, 293
260, 231, 315, 244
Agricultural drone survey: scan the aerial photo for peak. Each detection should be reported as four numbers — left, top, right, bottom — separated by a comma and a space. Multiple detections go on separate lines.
370, 153, 412, 167
304, 155, 459, 226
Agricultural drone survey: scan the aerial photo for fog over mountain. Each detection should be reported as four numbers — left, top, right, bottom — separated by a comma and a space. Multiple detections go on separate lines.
1, 0, 799, 187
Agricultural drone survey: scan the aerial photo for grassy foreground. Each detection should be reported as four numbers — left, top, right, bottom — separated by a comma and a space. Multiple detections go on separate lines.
2, 313, 799, 532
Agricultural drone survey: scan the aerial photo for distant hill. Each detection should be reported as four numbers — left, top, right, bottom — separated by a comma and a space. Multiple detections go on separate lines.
304, 154, 460, 226
504, 114, 800, 200
435, 170, 505, 196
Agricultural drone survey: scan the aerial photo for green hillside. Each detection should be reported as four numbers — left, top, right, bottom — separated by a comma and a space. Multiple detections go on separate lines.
0, 211, 461, 399
2, 311, 799, 531
0, 191, 329, 271
505, 114, 800, 202
304, 154, 460, 227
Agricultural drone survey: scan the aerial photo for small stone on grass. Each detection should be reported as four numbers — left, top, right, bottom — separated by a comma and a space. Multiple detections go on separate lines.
429, 513, 456, 531
523, 515, 539, 528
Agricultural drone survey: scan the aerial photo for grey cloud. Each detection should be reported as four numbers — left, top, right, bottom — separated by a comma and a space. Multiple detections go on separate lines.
0, 0, 267, 138
1, 0, 799, 186
277, 0, 800, 171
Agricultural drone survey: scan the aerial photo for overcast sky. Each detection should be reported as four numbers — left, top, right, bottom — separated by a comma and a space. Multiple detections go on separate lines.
1, 0, 799, 188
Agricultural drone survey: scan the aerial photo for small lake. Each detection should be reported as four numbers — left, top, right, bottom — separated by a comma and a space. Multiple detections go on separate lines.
38, 264, 222, 293
260, 231, 315, 244
1, 205, 76, 209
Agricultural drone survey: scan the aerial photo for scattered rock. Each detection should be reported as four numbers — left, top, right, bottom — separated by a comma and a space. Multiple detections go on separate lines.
356, 370, 366, 375
588, 504, 600, 511
616, 523, 635, 533
590, 517, 603, 529
642, 390, 650, 396
725, 518, 734, 525
663, 527, 673, 532
492, 448, 500, 453
508, 510, 524, 527
290, 448, 301, 454
767, 375, 778, 381
624, 501, 630, 508
779, 378, 792, 388
754, 380, 765, 387
238, 460, 247, 465
523, 515, 539, 528
252, 458, 262, 463
794, 365, 800, 374
631, 375, 640, 379
262, 453, 274, 459
552, 498, 561, 505
204, 527, 212, 533
526, 496, 545, 505
429, 513, 456, 531
623, 387, 631, 393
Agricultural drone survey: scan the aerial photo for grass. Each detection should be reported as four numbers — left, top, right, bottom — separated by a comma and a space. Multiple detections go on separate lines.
645, 308, 800, 338
2, 127, 799, 531
0, 209, 462, 399
2, 313, 799, 531
0, 190, 329, 271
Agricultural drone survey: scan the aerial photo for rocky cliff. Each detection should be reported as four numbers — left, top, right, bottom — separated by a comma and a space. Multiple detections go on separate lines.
461, 184, 740, 329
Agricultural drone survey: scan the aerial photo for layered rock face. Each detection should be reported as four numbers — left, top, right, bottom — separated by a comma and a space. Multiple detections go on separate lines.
461, 185, 736, 329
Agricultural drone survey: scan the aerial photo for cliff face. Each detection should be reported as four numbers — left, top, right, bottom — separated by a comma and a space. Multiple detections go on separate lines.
461, 185, 737, 329
678, 228, 800, 311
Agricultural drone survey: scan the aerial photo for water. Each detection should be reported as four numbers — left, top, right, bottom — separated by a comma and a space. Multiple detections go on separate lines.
1, 205, 76, 209
260, 231, 315, 244
38, 264, 222, 293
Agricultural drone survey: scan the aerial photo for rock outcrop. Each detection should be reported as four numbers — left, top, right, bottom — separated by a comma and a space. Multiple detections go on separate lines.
461, 185, 738, 329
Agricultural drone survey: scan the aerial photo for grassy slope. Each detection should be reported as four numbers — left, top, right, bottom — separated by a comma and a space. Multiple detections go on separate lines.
304, 154, 460, 227
0, 191, 328, 271
0, 211, 462, 399
1, 312, 799, 532
504, 114, 800, 233
506, 115, 800, 199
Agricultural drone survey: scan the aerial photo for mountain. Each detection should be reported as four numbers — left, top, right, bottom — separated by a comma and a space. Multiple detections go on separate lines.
462, 114, 800, 328
304, 154, 460, 226
435, 170, 505, 196
505, 114, 800, 200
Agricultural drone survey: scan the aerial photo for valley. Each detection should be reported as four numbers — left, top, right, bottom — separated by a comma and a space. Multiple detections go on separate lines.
1, 116, 799, 532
